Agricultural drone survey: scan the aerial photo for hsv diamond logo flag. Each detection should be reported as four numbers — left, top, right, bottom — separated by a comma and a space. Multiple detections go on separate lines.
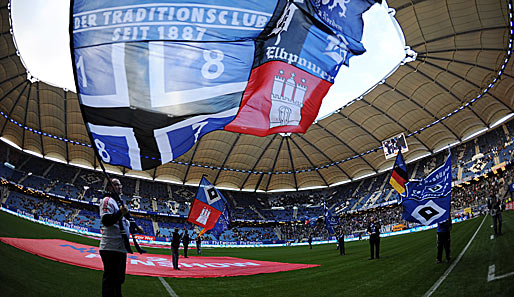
187, 176, 231, 239
401, 154, 452, 226
70, 0, 378, 170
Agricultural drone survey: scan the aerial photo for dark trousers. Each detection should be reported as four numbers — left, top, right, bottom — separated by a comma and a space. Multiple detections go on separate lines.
196, 243, 201, 254
100, 250, 126, 297
171, 247, 180, 269
183, 244, 189, 258
369, 237, 380, 259
437, 232, 451, 261
492, 213, 502, 235
339, 241, 345, 255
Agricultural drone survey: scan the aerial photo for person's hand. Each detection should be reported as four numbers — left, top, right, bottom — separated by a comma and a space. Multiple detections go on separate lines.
120, 206, 129, 215
137, 226, 144, 234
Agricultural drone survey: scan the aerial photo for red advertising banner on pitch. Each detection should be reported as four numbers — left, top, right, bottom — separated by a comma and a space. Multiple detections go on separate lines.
0, 238, 318, 278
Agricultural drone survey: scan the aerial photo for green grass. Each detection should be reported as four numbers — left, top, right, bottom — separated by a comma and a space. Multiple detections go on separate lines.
1, 211, 513, 297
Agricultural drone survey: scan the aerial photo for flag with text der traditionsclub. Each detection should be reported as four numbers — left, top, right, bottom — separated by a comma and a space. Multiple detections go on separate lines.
71, 0, 378, 170
187, 176, 231, 239
401, 154, 452, 226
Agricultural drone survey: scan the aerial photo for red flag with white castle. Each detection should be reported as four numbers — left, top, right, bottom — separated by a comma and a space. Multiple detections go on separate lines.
187, 176, 231, 238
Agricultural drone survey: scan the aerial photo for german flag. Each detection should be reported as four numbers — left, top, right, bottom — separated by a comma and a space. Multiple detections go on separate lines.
389, 151, 408, 195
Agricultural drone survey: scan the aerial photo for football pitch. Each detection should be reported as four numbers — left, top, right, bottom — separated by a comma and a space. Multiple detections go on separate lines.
1, 211, 513, 297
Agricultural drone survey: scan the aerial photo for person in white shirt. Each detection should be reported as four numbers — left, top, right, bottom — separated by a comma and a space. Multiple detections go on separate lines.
99, 178, 142, 297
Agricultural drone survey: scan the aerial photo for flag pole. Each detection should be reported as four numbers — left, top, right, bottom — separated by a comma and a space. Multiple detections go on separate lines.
92, 148, 146, 254
68, 3, 144, 254
187, 174, 209, 236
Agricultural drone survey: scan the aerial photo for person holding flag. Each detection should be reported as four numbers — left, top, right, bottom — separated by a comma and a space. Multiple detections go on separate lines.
99, 178, 145, 297
436, 217, 452, 263
195, 234, 202, 255
170, 228, 182, 270
338, 230, 345, 256
187, 176, 231, 240
182, 228, 190, 258
366, 216, 381, 260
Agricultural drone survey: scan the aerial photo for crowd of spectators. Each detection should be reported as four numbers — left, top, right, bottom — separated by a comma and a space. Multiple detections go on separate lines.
2, 120, 514, 243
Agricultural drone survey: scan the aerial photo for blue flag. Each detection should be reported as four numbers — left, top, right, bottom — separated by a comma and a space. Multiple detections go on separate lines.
401, 154, 452, 226
324, 202, 339, 234
70, 0, 377, 170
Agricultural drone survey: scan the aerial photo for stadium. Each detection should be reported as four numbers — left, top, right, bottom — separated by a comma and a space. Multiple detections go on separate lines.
1, 0, 514, 296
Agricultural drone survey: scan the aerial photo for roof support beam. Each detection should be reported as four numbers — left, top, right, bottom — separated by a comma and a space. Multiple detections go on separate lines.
241, 135, 277, 190
360, 97, 434, 153
395, 0, 431, 12
383, 82, 461, 141
315, 122, 378, 172
264, 137, 284, 192
64, 90, 70, 162
21, 83, 32, 149
411, 26, 507, 48
421, 60, 514, 114
182, 142, 200, 184
285, 137, 298, 190
0, 73, 25, 87
36, 82, 44, 156
405, 64, 488, 128
418, 55, 514, 80
0, 81, 28, 137
335, 112, 383, 144
418, 48, 504, 55
296, 134, 351, 180
0, 79, 26, 105
0, 52, 18, 62
213, 134, 240, 185
289, 136, 329, 187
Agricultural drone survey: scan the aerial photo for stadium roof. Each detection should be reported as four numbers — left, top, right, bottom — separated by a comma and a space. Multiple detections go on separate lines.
0, 0, 512, 191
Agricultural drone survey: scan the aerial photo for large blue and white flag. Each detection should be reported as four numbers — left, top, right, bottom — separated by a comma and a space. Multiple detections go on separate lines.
323, 202, 339, 234
401, 154, 452, 226
70, 0, 378, 170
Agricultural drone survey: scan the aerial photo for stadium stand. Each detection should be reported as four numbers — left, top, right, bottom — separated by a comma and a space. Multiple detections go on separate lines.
1, 119, 514, 242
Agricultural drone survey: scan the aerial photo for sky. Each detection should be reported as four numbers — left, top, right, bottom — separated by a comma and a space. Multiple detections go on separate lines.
10, 0, 405, 120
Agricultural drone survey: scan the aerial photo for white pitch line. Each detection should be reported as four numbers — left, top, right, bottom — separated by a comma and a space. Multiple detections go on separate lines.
422, 215, 487, 297
487, 264, 514, 282
158, 277, 179, 297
